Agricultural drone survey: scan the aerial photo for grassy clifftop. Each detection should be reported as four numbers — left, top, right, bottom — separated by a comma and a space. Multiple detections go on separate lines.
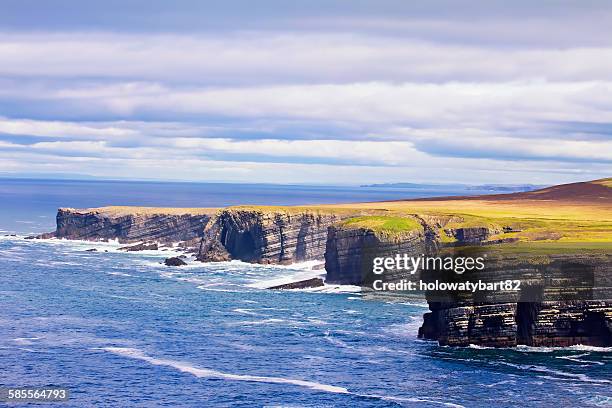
341, 215, 422, 239
74, 178, 611, 251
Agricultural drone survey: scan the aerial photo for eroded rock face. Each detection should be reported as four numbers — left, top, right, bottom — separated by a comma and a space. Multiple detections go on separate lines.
51, 208, 211, 245
419, 301, 612, 347
418, 254, 612, 347
198, 209, 340, 264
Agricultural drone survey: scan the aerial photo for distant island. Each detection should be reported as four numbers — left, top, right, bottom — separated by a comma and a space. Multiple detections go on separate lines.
35, 178, 612, 348
361, 182, 544, 192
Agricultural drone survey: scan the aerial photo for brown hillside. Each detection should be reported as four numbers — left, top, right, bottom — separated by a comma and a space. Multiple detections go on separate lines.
410, 178, 612, 204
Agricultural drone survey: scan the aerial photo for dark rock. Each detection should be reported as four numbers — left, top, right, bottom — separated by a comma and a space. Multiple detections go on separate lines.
119, 242, 158, 251
268, 277, 324, 290
164, 257, 188, 266
32, 231, 55, 239
444, 227, 498, 244
324, 225, 431, 285
418, 253, 612, 347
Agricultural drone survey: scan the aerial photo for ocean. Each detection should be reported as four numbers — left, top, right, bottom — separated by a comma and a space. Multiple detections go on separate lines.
0, 179, 610, 407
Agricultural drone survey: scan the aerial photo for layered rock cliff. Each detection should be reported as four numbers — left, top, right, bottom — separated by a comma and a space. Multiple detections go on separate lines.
323, 214, 611, 347
45, 207, 213, 245
324, 225, 430, 285
44, 207, 344, 264
418, 252, 612, 347
198, 209, 341, 263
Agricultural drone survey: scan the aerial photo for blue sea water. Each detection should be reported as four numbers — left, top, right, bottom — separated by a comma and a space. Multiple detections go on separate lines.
0, 179, 610, 407
0, 178, 512, 235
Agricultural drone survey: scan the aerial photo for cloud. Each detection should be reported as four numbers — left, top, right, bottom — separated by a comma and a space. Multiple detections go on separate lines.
0, 4, 611, 184
2, 33, 612, 84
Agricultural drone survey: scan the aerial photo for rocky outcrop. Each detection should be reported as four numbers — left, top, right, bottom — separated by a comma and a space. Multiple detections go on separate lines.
418, 253, 612, 347
444, 227, 495, 244
198, 209, 341, 264
164, 257, 188, 266
47, 208, 212, 245
119, 242, 158, 251
268, 277, 325, 290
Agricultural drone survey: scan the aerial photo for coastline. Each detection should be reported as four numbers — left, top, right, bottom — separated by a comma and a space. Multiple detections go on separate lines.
28, 178, 612, 348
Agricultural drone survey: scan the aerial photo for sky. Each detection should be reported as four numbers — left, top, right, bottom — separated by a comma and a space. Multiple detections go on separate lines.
0, 0, 611, 185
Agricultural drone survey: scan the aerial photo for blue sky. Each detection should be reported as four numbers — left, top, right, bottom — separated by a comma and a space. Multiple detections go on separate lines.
0, 0, 611, 184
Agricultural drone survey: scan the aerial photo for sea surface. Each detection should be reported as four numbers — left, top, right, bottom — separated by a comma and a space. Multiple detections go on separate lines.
0, 179, 610, 407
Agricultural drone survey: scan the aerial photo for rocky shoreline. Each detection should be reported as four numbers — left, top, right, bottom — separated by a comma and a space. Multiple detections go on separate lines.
35, 182, 612, 348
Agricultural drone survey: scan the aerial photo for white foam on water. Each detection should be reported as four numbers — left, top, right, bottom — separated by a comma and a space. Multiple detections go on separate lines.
229, 318, 287, 326
107, 272, 133, 277
232, 308, 260, 316
495, 361, 611, 384
383, 319, 424, 339
565, 344, 612, 352
196, 285, 245, 293
556, 353, 605, 365
100, 347, 349, 394
13, 337, 41, 345
364, 395, 465, 408
102, 347, 464, 406
467, 344, 493, 350
298, 284, 361, 294
481, 379, 516, 388
395, 301, 429, 308
513, 344, 612, 353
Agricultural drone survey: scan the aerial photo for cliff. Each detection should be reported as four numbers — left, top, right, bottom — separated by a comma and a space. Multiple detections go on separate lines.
418, 252, 612, 347
325, 222, 429, 285
38, 178, 612, 347
198, 208, 342, 263
44, 207, 214, 246
42, 206, 346, 264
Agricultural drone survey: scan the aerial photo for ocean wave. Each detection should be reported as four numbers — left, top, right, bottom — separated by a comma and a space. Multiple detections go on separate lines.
556, 353, 605, 365
228, 318, 287, 326
100, 347, 349, 394
12, 337, 41, 345
298, 284, 361, 294
395, 301, 429, 308
465, 344, 612, 353
232, 308, 260, 316
195, 285, 246, 293
495, 361, 611, 384
323, 331, 355, 350
382, 319, 424, 338
107, 271, 133, 277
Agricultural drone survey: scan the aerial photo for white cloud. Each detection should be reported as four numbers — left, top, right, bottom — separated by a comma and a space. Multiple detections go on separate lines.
7, 80, 610, 132
0, 117, 137, 138
1, 32, 612, 83
0, 28, 611, 183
